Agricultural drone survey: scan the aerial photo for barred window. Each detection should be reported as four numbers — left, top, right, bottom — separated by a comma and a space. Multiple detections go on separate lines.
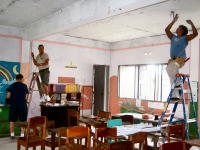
118, 64, 171, 101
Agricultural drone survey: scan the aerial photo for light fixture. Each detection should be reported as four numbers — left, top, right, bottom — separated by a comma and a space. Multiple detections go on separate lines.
65, 61, 77, 69
144, 51, 152, 56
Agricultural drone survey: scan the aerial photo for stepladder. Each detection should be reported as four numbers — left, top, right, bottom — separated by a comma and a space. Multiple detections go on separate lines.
27, 72, 44, 109
159, 73, 199, 140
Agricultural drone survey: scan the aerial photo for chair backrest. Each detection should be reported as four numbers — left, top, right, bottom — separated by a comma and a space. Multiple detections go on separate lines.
68, 109, 80, 127
129, 132, 148, 150
98, 111, 111, 120
27, 116, 47, 141
110, 141, 134, 150
107, 119, 122, 127
97, 128, 117, 137
95, 127, 117, 141
121, 115, 134, 124
167, 122, 185, 142
159, 142, 184, 150
66, 126, 90, 148
46, 120, 55, 129
111, 116, 121, 120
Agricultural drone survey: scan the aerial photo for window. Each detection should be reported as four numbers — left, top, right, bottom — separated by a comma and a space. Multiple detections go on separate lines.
119, 64, 171, 101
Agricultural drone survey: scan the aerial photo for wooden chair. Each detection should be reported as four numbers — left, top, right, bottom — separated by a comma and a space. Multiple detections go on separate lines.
59, 126, 90, 150
111, 116, 121, 120
166, 122, 185, 142
129, 132, 148, 150
97, 111, 111, 120
159, 142, 184, 150
45, 121, 67, 150
17, 116, 47, 150
94, 127, 125, 148
68, 109, 80, 127
94, 141, 134, 150
110, 141, 134, 150
112, 115, 134, 125
121, 115, 134, 125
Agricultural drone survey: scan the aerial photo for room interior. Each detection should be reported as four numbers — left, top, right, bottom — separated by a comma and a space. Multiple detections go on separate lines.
0, 0, 200, 149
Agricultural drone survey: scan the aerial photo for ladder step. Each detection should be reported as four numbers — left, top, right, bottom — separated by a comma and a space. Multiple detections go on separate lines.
187, 119, 196, 123
163, 113, 175, 116
171, 120, 184, 124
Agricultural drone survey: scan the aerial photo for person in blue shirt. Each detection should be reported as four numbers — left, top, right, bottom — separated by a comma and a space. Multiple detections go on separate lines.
6, 74, 28, 139
165, 14, 198, 99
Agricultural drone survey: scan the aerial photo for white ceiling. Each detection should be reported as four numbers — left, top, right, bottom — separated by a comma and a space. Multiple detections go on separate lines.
0, 0, 199, 42
0, 0, 79, 27
64, 0, 200, 42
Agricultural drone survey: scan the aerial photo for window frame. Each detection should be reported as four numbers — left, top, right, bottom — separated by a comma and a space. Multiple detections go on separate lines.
118, 63, 169, 102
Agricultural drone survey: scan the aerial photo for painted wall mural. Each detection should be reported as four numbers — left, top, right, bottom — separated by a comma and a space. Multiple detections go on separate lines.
0, 61, 20, 104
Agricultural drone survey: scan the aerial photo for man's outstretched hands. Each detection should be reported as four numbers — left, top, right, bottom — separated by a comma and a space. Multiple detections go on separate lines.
186, 20, 193, 25
173, 14, 179, 22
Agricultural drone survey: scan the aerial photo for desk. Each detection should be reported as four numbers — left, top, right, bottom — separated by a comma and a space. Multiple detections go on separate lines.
41, 104, 79, 128
116, 123, 168, 150
116, 123, 161, 137
113, 113, 159, 124
79, 116, 107, 128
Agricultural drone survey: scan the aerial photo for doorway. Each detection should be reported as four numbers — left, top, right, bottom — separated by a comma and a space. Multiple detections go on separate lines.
93, 65, 109, 115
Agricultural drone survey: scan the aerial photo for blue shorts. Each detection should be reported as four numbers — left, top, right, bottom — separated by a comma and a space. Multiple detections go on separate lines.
9, 106, 28, 122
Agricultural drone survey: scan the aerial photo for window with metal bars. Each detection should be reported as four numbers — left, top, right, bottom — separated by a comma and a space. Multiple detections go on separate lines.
118, 64, 171, 101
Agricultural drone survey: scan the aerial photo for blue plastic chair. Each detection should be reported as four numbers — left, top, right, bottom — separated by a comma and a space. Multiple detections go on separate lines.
107, 119, 122, 127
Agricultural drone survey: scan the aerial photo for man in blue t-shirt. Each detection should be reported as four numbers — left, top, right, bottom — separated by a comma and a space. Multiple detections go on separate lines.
6, 74, 28, 139
165, 14, 198, 99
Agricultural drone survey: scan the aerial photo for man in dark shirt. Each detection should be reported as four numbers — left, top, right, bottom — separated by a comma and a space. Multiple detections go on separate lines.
6, 74, 28, 138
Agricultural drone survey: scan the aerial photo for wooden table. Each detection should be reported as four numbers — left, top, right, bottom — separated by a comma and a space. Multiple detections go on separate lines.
113, 113, 160, 125
40, 104, 79, 128
79, 116, 107, 128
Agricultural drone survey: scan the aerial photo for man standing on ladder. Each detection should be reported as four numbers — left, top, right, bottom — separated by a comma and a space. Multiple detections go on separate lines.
31, 44, 51, 101
165, 14, 198, 99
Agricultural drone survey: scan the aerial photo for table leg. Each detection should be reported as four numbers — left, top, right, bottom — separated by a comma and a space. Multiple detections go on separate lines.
51, 130, 56, 150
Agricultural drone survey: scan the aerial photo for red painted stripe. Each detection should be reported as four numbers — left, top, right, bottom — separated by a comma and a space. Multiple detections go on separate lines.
35, 39, 110, 51
110, 42, 170, 51
0, 33, 22, 40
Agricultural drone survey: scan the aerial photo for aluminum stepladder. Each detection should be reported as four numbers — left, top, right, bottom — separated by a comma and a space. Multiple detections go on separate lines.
27, 72, 43, 109
158, 73, 199, 140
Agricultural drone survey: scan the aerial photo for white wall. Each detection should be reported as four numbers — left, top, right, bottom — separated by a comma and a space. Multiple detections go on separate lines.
21, 40, 31, 63
31, 34, 111, 85
110, 34, 199, 82
0, 25, 22, 62
28, 34, 111, 118
0, 25, 21, 37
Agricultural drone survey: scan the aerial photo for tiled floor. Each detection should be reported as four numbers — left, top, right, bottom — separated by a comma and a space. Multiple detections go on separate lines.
0, 137, 56, 150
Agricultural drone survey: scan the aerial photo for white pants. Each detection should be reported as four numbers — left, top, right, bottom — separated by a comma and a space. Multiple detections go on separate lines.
166, 60, 179, 85
166, 61, 181, 98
